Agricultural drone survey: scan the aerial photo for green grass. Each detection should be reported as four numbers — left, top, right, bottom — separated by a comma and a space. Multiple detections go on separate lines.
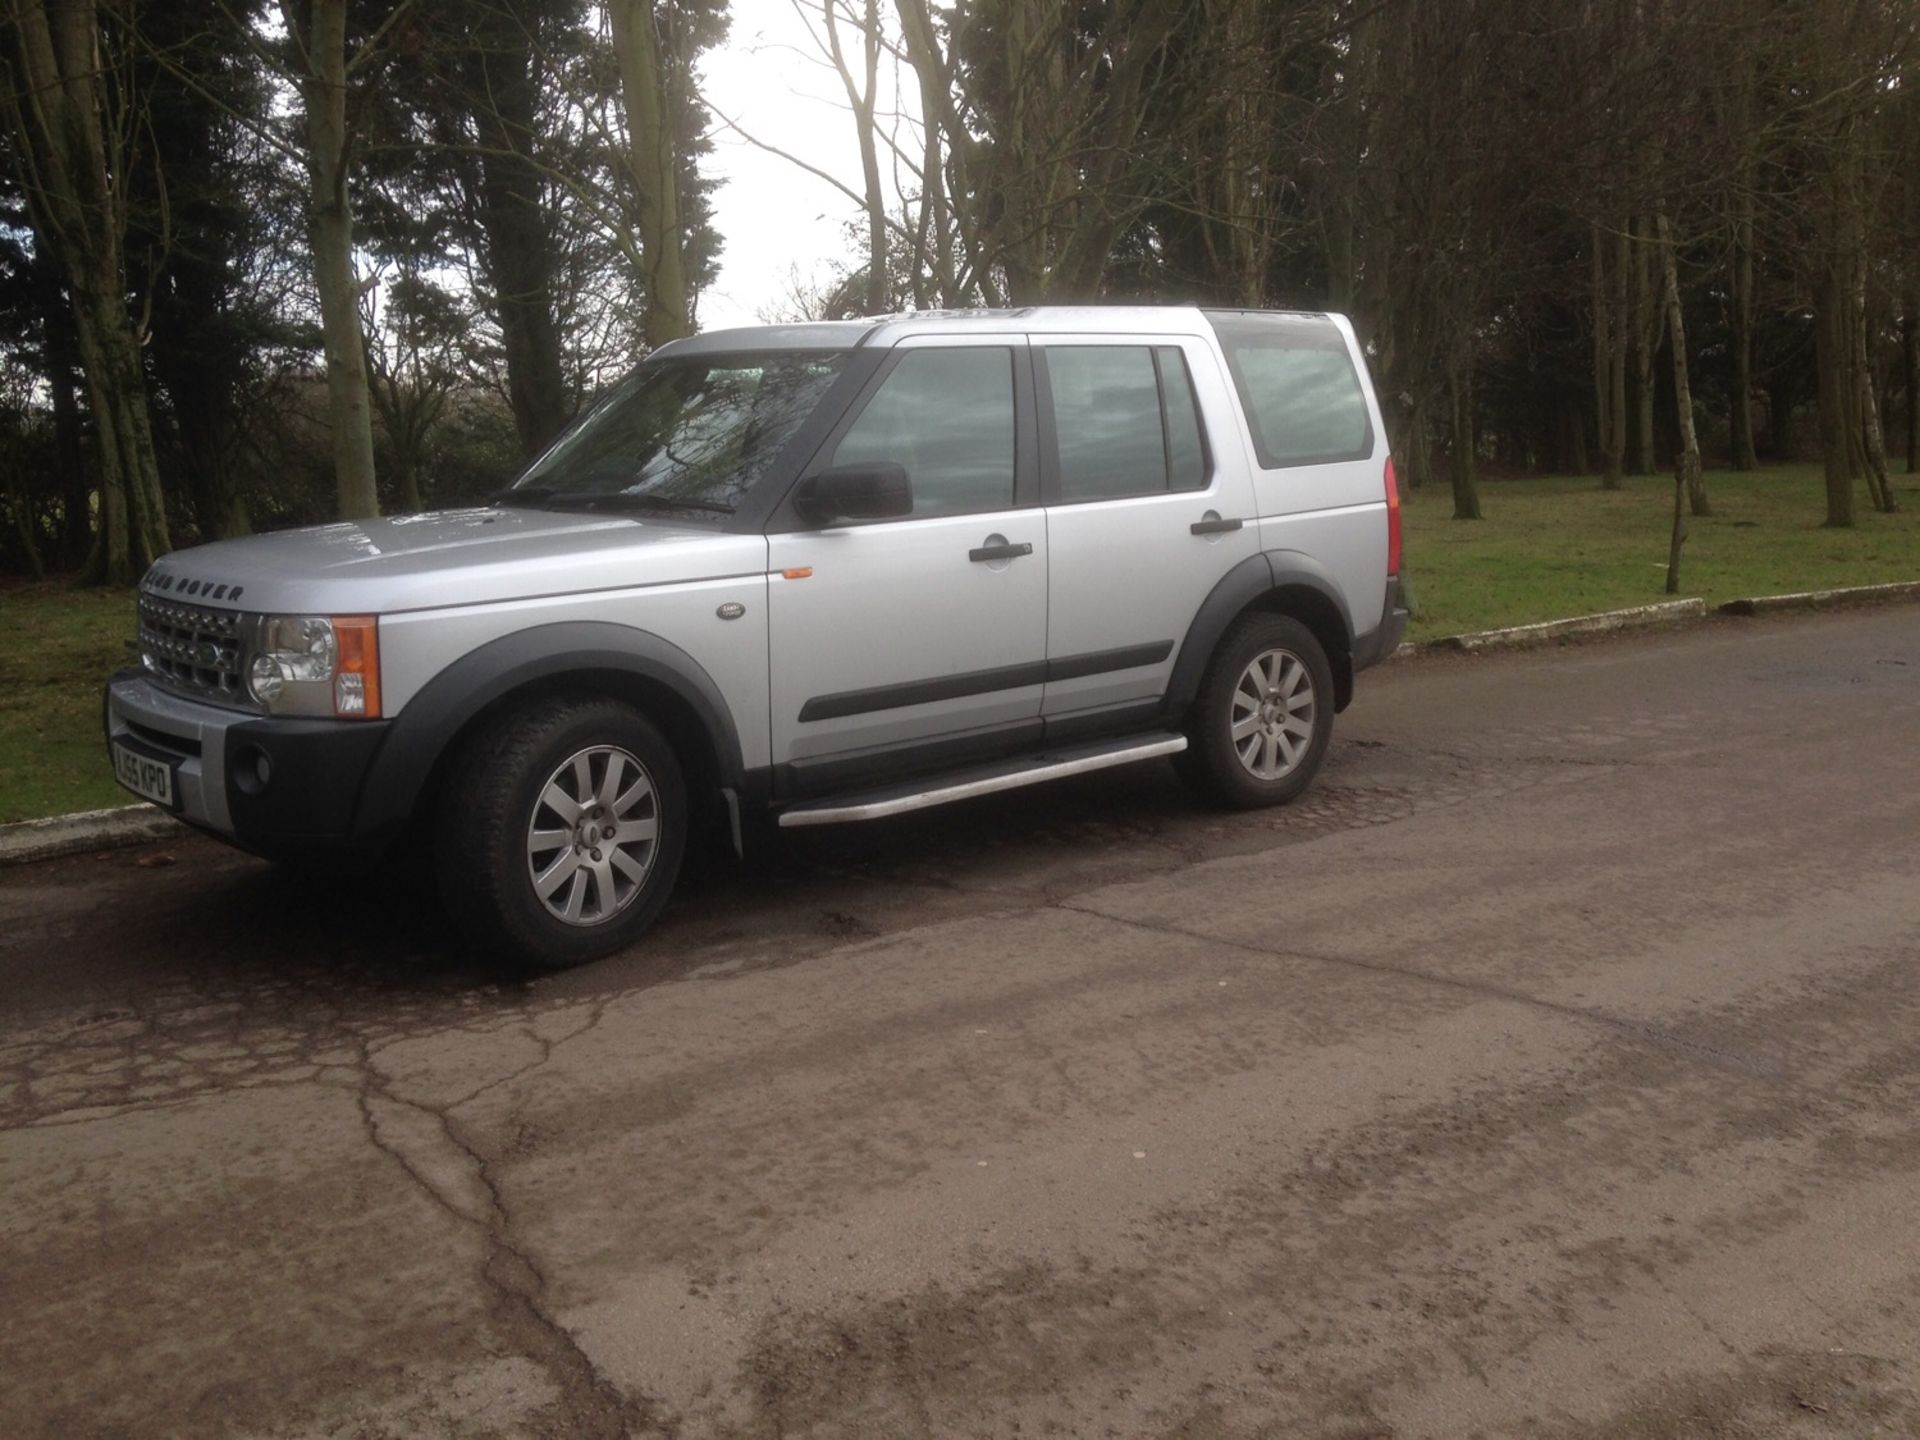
0, 460, 1914, 823
1402, 462, 1920, 641
0, 582, 139, 823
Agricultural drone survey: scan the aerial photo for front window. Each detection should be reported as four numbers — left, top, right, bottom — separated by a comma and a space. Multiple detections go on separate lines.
827, 347, 1016, 518
504, 349, 850, 514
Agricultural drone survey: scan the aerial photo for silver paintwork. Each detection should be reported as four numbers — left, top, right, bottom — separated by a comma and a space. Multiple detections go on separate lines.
140, 507, 758, 619
1232, 648, 1316, 779
111, 305, 1392, 838
526, 745, 659, 925
776, 734, 1189, 826
1038, 330, 1259, 716
103, 674, 239, 833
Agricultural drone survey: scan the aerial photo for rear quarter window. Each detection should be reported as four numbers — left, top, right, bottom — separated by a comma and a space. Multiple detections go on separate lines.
1207, 313, 1373, 469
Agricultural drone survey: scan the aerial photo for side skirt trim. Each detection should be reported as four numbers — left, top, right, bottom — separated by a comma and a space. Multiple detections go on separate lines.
776, 733, 1187, 826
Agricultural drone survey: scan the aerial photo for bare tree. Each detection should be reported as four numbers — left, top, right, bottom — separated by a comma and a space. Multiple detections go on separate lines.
608, 0, 690, 346
1, 0, 171, 580
276, 0, 409, 520
819, 0, 888, 315
1657, 211, 1701, 591
363, 269, 466, 513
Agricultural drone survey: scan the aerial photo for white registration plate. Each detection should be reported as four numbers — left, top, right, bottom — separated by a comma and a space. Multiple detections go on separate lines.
111, 739, 177, 809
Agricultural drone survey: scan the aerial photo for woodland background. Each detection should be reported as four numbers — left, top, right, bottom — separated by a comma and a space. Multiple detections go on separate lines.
2, 0, 1916, 588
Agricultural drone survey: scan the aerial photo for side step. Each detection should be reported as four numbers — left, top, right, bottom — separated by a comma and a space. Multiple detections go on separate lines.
776, 733, 1188, 827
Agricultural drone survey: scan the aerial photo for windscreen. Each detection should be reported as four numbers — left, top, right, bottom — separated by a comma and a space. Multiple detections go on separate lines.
506, 350, 850, 514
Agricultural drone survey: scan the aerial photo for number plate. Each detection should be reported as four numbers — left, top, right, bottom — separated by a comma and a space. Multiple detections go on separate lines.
111, 739, 178, 809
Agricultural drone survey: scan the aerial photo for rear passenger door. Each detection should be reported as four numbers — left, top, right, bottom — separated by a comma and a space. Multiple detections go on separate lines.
1035, 336, 1257, 724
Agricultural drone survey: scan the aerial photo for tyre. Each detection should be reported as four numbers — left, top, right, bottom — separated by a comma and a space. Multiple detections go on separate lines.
433, 697, 687, 969
1175, 612, 1335, 809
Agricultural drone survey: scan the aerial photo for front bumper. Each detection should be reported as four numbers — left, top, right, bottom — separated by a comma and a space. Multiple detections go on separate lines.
104, 670, 392, 863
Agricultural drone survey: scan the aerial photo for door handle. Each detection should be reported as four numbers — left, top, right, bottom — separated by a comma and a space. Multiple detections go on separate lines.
1190, 516, 1243, 536
969, 540, 1034, 563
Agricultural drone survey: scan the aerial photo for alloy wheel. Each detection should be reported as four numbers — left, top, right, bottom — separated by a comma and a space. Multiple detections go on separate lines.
525, 745, 659, 925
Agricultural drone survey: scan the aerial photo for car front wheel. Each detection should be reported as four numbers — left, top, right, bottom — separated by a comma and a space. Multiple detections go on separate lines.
434, 697, 687, 969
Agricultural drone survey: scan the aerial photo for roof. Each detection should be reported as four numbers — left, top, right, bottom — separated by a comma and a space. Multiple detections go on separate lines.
654, 306, 1342, 357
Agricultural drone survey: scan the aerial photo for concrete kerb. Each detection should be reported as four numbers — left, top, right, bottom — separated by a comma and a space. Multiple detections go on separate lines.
0, 803, 178, 866
1716, 578, 1920, 617
5, 579, 1914, 864
1388, 576, 1918, 661
1386, 597, 1708, 660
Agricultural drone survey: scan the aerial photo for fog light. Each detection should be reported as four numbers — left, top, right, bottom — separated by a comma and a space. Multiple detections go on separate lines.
232, 744, 273, 796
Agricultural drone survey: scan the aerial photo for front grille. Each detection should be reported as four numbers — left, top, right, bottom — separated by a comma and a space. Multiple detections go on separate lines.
137, 596, 252, 708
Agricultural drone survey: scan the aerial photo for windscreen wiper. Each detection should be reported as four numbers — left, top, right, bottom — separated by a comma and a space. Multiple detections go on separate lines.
540, 490, 735, 516
491, 486, 554, 508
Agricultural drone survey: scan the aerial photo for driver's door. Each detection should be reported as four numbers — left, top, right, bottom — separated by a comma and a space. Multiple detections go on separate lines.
766, 336, 1047, 789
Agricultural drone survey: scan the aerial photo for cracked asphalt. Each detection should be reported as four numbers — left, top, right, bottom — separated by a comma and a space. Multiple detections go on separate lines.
3, 605, 1917, 1439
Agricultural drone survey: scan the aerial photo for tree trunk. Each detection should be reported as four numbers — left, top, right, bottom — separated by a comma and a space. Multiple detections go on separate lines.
1730, 201, 1759, 471
609, 0, 692, 348
289, 0, 380, 520
1630, 216, 1657, 475
1664, 448, 1688, 596
825, 0, 889, 315
1401, 398, 1432, 490
1449, 361, 1482, 520
1812, 260, 1855, 527
1566, 393, 1590, 475
1767, 377, 1796, 461
1655, 215, 1708, 517
3, 0, 172, 581
43, 301, 91, 567
396, 456, 424, 515
1904, 296, 1919, 474
4, 450, 46, 579
1851, 268, 1895, 512
1591, 225, 1625, 489
467, 14, 572, 458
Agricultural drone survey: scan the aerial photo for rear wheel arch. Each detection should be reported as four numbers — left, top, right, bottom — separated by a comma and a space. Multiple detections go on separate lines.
1168, 555, 1357, 718
1251, 581, 1354, 712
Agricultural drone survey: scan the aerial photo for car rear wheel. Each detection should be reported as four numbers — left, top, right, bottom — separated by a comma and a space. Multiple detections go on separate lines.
1176, 612, 1334, 808
434, 697, 686, 969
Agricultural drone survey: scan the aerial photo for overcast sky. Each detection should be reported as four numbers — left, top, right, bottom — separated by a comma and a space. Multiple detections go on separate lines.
695, 0, 912, 331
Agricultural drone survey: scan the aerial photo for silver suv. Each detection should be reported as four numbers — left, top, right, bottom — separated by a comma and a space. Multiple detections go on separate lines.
106, 308, 1406, 967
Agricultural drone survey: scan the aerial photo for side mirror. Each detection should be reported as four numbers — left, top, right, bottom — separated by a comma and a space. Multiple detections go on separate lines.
795, 463, 912, 526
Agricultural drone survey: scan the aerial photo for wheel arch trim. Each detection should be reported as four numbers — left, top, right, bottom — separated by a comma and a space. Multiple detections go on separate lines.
354, 621, 744, 841
1164, 551, 1356, 714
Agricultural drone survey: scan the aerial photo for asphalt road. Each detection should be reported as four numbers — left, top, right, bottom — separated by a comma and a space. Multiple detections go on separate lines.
3, 606, 1917, 1439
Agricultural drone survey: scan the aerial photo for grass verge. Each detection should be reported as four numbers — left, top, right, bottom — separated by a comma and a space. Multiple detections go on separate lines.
1401, 463, 1920, 641
1, 583, 138, 823
1, 461, 1914, 822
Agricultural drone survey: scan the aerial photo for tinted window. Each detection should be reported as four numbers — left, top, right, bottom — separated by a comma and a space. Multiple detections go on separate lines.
832, 348, 1015, 517
1045, 344, 1210, 502
511, 351, 848, 513
1159, 347, 1206, 489
1208, 313, 1372, 468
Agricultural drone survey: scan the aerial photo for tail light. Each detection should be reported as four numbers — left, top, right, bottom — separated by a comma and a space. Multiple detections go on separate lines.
1383, 455, 1402, 576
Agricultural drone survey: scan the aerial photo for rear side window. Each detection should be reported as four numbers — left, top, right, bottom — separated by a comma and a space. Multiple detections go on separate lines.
1207, 313, 1372, 468
1044, 344, 1209, 502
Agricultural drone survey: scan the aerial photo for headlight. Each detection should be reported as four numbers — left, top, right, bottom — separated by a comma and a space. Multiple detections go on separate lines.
246, 615, 382, 718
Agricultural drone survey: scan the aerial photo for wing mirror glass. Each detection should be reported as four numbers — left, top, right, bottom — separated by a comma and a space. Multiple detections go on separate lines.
795, 464, 912, 526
